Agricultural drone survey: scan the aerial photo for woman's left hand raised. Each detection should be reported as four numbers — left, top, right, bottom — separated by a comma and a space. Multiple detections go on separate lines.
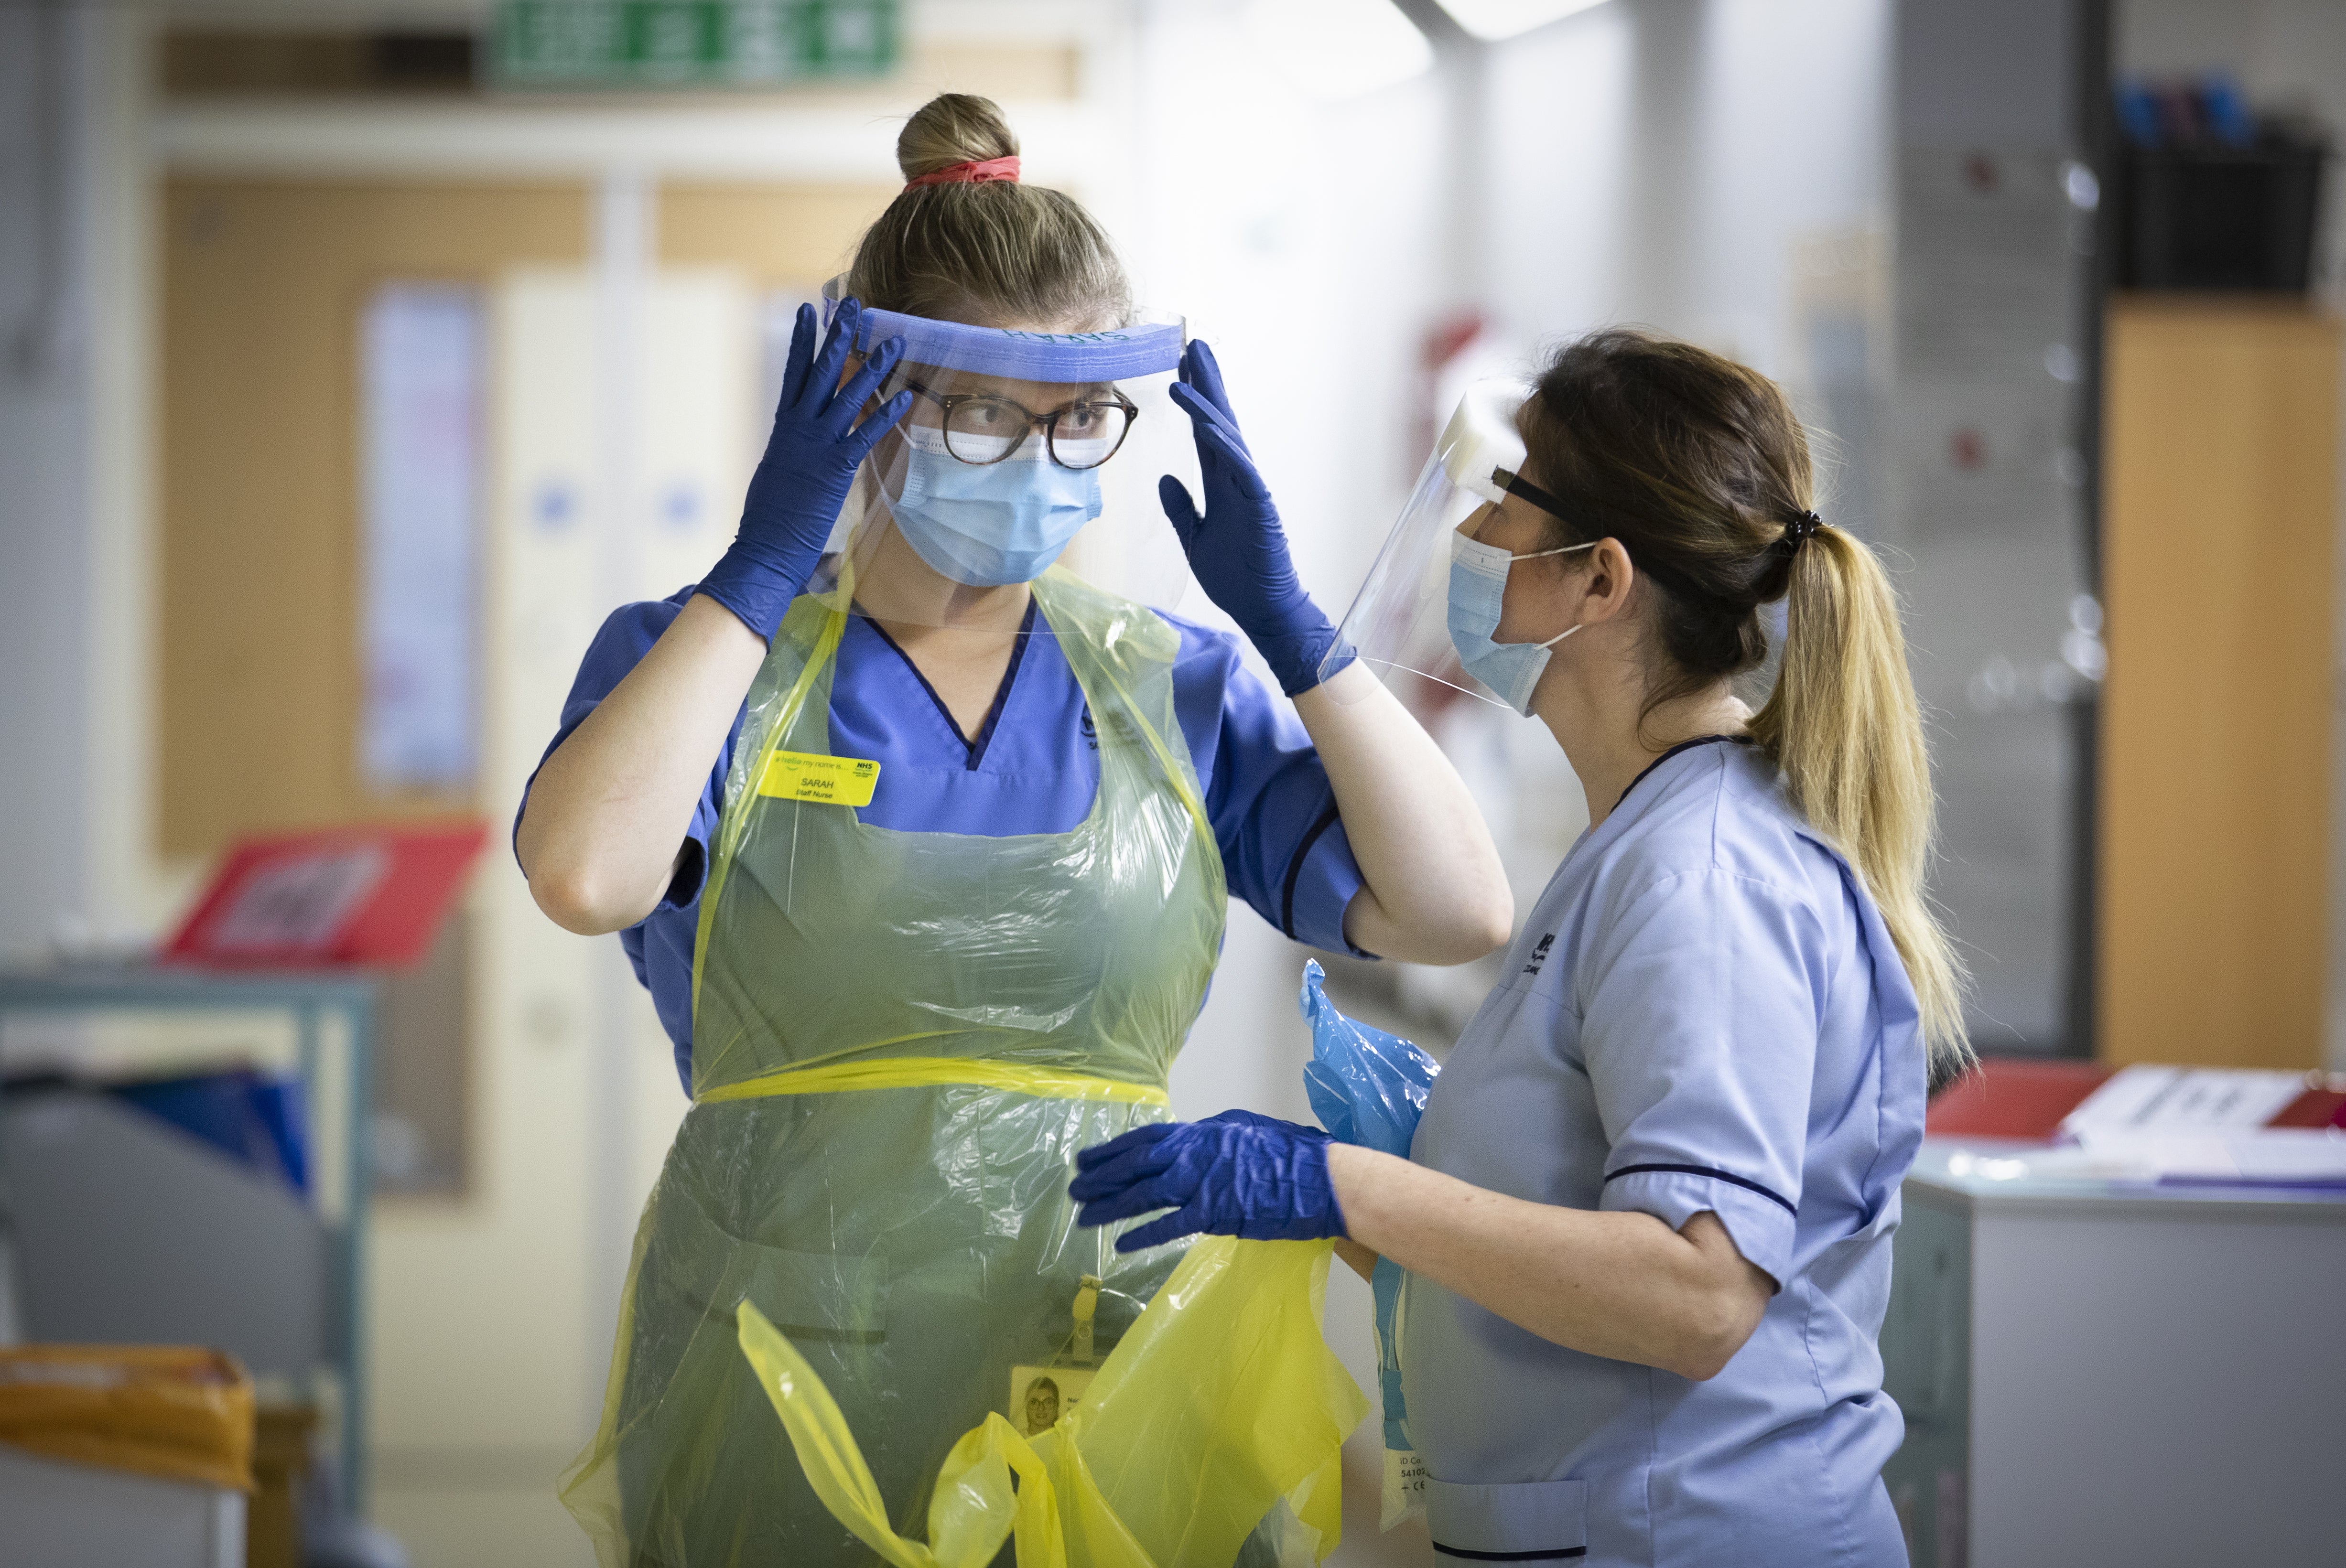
1158, 341, 1350, 696
1070, 1109, 1347, 1253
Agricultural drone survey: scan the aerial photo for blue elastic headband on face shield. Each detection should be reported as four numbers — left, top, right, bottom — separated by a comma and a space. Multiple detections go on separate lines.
825, 296, 1186, 381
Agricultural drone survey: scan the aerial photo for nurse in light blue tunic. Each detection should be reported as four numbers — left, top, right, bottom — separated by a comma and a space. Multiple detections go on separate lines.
1395, 731, 1928, 1564
1073, 329, 1972, 1568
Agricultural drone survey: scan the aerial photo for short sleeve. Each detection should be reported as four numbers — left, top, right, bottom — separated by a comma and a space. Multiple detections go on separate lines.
1579, 868, 1823, 1285
1173, 624, 1371, 957
513, 589, 742, 914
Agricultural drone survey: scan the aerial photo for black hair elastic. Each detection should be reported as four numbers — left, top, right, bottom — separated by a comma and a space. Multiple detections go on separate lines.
1777, 510, 1824, 556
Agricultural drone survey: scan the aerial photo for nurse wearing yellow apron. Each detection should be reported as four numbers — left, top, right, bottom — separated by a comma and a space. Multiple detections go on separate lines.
516, 95, 1512, 1565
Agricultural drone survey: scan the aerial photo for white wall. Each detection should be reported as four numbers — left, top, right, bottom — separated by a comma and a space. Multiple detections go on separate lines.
0, 8, 93, 961
0, 5, 169, 962
1124, 0, 1452, 633
1480, 0, 1891, 375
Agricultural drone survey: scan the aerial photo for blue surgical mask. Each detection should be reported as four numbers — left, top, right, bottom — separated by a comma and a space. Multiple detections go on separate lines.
1446, 530, 1595, 715
887, 428, 1103, 587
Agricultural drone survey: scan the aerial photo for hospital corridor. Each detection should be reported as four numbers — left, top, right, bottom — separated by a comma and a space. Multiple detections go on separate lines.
1, 2, 2343, 1566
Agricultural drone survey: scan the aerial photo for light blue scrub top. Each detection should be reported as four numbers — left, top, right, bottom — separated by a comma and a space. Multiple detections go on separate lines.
1402, 737, 1926, 1568
521, 585, 1371, 1092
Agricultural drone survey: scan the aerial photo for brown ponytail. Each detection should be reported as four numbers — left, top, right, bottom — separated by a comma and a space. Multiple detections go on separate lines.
1749, 530, 1966, 1068
1521, 330, 1970, 1070
845, 94, 1131, 330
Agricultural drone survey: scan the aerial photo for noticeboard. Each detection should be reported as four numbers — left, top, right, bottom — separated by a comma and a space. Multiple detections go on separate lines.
493, 0, 899, 89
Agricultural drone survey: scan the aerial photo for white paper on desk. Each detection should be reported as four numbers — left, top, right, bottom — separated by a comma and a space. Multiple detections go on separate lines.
2067, 1128, 2346, 1184
2059, 1064, 2305, 1138
2222, 1129, 2346, 1183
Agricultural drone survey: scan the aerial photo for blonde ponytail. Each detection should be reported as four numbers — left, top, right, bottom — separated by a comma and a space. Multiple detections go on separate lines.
1749, 530, 1971, 1071
1520, 328, 1970, 1073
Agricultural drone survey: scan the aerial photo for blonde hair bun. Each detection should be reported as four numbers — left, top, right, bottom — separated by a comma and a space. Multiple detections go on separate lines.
897, 94, 1019, 182
849, 93, 1129, 329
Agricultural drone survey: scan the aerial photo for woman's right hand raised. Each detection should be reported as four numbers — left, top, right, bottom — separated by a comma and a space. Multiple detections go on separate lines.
695, 299, 913, 640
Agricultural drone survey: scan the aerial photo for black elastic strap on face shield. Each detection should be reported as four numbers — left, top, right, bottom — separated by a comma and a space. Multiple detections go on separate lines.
1490, 465, 1719, 606
1491, 465, 1575, 527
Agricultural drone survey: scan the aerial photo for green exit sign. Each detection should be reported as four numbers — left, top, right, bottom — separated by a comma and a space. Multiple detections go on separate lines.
495, 0, 898, 88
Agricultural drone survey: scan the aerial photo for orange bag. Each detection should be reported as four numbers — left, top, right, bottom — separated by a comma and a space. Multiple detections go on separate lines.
0, 1345, 255, 1493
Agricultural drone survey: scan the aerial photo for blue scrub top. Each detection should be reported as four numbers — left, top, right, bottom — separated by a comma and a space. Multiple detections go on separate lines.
1402, 738, 1925, 1568
522, 585, 1370, 1092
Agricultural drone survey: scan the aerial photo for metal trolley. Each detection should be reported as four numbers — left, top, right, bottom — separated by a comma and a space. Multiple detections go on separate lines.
0, 965, 378, 1515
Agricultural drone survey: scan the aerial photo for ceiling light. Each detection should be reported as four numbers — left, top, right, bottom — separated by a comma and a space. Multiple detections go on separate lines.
1434, 0, 1611, 43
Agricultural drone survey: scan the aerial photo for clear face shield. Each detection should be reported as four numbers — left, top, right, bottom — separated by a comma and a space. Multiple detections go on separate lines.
815, 280, 1198, 644
1319, 377, 1549, 709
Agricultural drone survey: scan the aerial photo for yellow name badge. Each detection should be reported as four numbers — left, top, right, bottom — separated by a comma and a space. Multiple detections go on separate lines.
758, 750, 881, 807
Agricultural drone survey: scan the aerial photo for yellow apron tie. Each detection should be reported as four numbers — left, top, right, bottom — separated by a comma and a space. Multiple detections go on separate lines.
697, 1056, 1171, 1109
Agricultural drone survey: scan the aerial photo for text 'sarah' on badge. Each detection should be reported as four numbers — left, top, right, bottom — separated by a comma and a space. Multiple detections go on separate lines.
758, 751, 881, 807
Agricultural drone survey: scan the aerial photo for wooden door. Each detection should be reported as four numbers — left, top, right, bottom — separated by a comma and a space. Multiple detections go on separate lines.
160, 177, 589, 858
163, 180, 609, 1562
659, 180, 896, 286
2100, 297, 2341, 1068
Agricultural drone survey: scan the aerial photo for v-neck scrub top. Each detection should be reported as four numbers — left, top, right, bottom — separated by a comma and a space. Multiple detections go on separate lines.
1402, 739, 1926, 1568
523, 584, 1370, 1092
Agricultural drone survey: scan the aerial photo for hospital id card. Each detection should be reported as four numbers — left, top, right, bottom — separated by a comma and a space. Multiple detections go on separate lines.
1008, 1364, 1096, 1438
758, 750, 880, 806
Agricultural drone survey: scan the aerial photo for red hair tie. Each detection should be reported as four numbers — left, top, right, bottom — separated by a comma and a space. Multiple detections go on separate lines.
903, 156, 1021, 190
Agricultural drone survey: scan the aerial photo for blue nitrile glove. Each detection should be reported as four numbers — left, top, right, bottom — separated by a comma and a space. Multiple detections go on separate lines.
1069, 1108, 1345, 1253
1157, 340, 1352, 696
695, 299, 913, 640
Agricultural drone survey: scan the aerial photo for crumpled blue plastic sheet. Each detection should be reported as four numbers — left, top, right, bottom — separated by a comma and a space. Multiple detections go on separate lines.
1299, 960, 1433, 1161
1296, 960, 1436, 1466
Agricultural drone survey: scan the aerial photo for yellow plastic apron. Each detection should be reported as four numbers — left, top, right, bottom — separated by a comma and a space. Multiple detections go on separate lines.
561, 566, 1364, 1567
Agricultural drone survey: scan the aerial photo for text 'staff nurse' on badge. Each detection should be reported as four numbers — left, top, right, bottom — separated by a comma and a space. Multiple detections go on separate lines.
759, 751, 881, 807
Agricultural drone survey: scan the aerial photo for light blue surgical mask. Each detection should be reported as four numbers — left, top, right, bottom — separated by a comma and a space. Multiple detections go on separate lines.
887, 427, 1103, 587
1446, 530, 1596, 715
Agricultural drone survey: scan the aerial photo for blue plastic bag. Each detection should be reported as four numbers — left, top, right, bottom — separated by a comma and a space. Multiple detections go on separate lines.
110, 1068, 311, 1196
1297, 959, 1437, 1528
1300, 961, 1435, 1160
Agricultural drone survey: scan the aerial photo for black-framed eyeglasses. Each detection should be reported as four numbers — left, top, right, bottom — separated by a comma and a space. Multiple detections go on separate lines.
897, 377, 1140, 471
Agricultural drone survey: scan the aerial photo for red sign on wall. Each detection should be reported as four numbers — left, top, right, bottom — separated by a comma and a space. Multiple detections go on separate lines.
162, 821, 489, 969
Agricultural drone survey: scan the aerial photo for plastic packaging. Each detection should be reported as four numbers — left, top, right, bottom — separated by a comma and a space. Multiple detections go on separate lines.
737, 1235, 1365, 1568
1299, 961, 1435, 1159
1297, 960, 1439, 1529
109, 1069, 309, 1195
0, 1345, 254, 1493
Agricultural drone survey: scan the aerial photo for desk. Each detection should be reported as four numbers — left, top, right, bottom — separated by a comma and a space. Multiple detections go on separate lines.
0, 966, 375, 1514
1881, 1138, 2346, 1567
